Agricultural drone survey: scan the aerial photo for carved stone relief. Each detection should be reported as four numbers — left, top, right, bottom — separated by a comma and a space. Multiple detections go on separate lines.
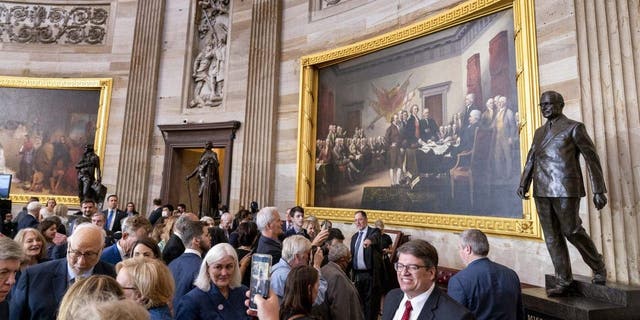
189, 0, 229, 109
0, 2, 109, 44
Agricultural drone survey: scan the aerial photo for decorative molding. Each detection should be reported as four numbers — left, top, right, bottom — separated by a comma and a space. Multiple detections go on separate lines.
0, 2, 109, 44
188, 0, 229, 108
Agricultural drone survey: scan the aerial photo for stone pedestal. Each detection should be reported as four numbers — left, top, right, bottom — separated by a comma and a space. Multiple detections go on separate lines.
522, 274, 640, 320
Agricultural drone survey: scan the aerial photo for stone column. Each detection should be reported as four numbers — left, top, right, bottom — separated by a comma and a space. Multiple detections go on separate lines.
238, 0, 282, 208
115, 0, 165, 212
574, 0, 640, 285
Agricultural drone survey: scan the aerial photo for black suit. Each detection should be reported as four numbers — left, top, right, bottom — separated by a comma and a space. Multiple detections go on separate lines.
519, 114, 607, 286
162, 233, 185, 265
149, 207, 163, 225
350, 227, 382, 320
382, 287, 474, 320
10, 258, 116, 320
419, 117, 439, 142
1, 300, 8, 320
102, 208, 127, 233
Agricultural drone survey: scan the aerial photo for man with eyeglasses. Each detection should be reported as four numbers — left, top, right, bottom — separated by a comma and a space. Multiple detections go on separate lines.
10, 223, 116, 320
0, 237, 23, 319
382, 239, 473, 320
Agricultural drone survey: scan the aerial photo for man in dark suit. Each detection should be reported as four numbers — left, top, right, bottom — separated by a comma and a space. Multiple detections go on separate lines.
518, 90, 608, 297
447, 229, 523, 320
350, 210, 383, 320
10, 223, 116, 320
419, 108, 439, 143
382, 239, 473, 320
148, 198, 163, 225
100, 215, 152, 265
17, 201, 40, 231
0, 237, 22, 319
102, 194, 127, 233
162, 212, 198, 265
169, 220, 211, 308
282, 206, 309, 239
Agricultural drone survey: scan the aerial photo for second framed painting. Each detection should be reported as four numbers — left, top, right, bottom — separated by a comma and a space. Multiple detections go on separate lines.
296, 0, 542, 238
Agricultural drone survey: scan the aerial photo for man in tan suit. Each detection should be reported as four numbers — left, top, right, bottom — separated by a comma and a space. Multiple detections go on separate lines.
518, 90, 607, 297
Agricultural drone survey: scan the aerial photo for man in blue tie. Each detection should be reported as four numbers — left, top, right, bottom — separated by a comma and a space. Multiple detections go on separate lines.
102, 194, 126, 233
349, 210, 383, 320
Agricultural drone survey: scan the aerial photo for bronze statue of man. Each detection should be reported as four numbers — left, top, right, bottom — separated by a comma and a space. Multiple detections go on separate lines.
517, 91, 607, 297
186, 141, 221, 217
75, 144, 102, 202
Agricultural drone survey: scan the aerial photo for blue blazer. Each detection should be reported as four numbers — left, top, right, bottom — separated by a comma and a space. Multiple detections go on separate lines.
10, 258, 116, 320
447, 258, 523, 320
17, 214, 38, 231
382, 287, 474, 320
169, 252, 203, 308
100, 243, 122, 265
175, 284, 250, 320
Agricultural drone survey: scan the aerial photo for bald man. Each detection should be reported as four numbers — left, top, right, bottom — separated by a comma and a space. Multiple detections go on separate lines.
10, 223, 116, 320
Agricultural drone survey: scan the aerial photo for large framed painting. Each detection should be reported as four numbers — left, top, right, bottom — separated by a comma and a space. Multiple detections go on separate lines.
296, 0, 543, 238
0, 76, 112, 205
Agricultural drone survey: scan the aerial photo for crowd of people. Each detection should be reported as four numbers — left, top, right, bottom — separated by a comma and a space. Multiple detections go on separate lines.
0, 197, 524, 320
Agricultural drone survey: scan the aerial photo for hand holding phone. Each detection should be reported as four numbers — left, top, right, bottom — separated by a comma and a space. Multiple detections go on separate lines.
249, 253, 272, 310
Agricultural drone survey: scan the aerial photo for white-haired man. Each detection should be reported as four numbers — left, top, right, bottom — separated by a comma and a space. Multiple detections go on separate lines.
10, 223, 116, 320
322, 242, 364, 320
255, 207, 284, 264
17, 201, 40, 231
0, 237, 23, 318
270, 235, 327, 305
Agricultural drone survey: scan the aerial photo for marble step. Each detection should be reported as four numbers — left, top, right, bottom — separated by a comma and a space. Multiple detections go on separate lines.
522, 287, 634, 320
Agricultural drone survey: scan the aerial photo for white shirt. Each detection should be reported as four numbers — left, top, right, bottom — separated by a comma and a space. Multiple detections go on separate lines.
184, 248, 202, 257
392, 282, 435, 320
355, 227, 368, 270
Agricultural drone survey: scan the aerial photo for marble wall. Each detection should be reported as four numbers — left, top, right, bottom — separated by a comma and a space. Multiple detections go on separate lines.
1, 0, 638, 287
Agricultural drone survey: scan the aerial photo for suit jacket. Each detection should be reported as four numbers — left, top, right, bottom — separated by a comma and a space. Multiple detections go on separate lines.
169, 252, 203, 308
162, 233, 185, 265
175, 284, 250, 320
10, 258, 116, 320
17, 213, 38, 231
350, 226, 382, 271
149, 207, 163, 225
420, 117, 439, 142
283, 226, 310, 240
321, 261, 364, 320
100, 243, 122, 265
447, 258, 523, 320
102, 209, 127, 233
519, 114, 607, 197
0, 300, 8, 320
382, 287, 474, 320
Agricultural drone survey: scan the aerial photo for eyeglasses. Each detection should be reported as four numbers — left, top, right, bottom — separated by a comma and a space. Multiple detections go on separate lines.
68, 249, 99, 260
394, 262, 430, 273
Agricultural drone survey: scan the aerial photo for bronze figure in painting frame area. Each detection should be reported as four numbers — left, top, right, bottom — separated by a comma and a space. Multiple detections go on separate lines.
295, 0, 543, 238
0, 76, 112, 206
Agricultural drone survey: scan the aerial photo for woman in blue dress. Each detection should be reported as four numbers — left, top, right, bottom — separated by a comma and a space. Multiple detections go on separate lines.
176, 243, 249, 320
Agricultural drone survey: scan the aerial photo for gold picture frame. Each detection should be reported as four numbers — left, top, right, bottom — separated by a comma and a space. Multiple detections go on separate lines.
296, 0, 542, 238
0, 76, 112, 206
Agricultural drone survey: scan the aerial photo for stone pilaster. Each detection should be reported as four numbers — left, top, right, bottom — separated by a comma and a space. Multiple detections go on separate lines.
238, 0, 282, 208
115, 0, 165, 211
574, 0, 640, 285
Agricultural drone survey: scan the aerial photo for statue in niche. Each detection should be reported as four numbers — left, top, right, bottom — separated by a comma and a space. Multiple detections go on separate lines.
76, 144, 105, 204
186, 141, 221, 217
189, 0, 229, 108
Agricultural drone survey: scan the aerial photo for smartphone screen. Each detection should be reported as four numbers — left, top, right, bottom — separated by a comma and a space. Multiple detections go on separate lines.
249, 253, 272, 310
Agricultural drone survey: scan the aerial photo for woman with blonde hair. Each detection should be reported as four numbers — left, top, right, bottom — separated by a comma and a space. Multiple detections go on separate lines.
154, 216, 177, 252
14, 228, 48, 269
57, 275, 125, 320
175, 243, 249, 320
303, 216, 321, 241
116, 257, 174, 319
72, 299, 150, 320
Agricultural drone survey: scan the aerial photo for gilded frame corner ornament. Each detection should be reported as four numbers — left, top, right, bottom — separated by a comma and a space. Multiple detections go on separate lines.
295, 0, 542, 239
0, 76, 113, 206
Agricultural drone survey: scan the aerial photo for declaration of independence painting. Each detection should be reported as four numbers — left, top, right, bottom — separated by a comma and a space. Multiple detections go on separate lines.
314, 9, 522, 218
0, 87, 100, 198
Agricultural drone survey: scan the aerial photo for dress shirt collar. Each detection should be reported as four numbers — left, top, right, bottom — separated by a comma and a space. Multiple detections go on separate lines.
393, 282, 435, 320
184, 248, 202, 257
67, 262, 95, 283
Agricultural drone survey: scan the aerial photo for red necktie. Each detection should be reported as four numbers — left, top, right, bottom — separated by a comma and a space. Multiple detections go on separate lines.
401, 300, 412, 320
